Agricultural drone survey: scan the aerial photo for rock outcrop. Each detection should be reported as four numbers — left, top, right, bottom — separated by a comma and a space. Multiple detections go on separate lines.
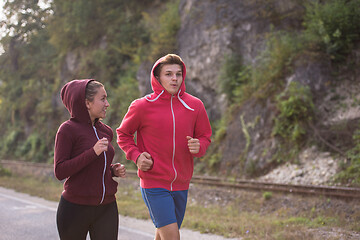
136, 0, 360, 181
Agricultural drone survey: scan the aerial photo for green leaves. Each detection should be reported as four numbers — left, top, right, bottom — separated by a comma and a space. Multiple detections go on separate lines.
303, 0, 360, 61
219, 54, 250, 103
0, 0, 181, 162
145, 0, 181, 60
336, 128, 360, 186
273, 81, 314, 145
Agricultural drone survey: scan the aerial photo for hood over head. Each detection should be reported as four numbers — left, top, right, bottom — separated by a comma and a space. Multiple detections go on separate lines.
149, 54, 187, 97
146, 54, 194, 111
61, 79, 94, 123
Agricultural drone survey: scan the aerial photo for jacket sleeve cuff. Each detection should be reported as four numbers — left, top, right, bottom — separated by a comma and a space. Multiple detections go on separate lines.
193, 145, 205, 158
110, 164, 116, 177
129, 150, 142, 164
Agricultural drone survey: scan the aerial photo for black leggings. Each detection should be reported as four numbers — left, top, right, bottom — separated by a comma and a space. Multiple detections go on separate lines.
56, 196, 118, 240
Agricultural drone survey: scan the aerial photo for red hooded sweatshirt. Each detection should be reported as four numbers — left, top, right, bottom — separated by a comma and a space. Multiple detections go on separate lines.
117, 57, 212, 191
54, 79, 118, 205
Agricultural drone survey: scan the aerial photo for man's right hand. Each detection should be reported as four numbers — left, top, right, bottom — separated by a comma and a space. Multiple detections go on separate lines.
136, 152, 153, 171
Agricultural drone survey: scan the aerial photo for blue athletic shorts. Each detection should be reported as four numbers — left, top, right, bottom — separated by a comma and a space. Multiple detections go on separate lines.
140, 187, 188, 229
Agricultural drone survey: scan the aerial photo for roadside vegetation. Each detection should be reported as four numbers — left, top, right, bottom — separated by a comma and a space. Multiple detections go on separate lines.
0, 168, 358, 240
0, 0, 180, 163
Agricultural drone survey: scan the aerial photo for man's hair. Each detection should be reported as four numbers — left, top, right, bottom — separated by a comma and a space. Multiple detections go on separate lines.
153, 54, 184, 78
85, 80, 103, 102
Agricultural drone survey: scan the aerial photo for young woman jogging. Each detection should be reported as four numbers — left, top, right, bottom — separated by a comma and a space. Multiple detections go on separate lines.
54, 79, 126, 240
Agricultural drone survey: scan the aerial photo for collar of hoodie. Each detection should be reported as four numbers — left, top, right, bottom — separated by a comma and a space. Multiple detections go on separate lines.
145, 89, 194, 111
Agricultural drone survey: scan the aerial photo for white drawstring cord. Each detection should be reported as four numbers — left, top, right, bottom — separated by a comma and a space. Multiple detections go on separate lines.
145, 90, 164, 102
145, 89, 194, 111
93, 126, 106, 205
177, 90, 194, 111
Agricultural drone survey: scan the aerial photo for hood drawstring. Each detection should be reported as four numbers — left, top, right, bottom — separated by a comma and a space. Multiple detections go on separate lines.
145, 90, 164, 102
92, 126, 106, 205
177, 90, 194, 111
145, 89, 194, 111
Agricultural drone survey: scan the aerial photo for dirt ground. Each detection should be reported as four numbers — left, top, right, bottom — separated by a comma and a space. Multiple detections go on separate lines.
119, 175, 360, 239
187, 182, 360, 239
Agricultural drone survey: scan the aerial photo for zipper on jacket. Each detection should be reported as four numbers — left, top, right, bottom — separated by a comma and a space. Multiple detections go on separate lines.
170, 95, 177, 191
93, 126, 106, 204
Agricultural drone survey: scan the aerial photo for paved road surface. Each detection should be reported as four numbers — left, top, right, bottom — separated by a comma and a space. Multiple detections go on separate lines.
0, 187, 239, 240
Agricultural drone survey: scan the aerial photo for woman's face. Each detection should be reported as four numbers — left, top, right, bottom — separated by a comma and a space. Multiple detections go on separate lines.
158, 64, 183, 95
86, 86, 110, 123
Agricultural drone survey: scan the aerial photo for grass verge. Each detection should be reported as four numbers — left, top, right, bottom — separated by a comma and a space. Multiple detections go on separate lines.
0, 171, 359, 239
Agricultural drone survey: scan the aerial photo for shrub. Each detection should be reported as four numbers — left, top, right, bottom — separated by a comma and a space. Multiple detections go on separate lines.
0, 129, 23, 158
336, 127, 360, 186
263, 191, 273, 200
221, 31, 302, 105
145, 0, 181, 60
0, 165, 12, 177
272, 81, 314, 145
219, 54, 250, 103
303, 0, 360, 61
18, 133, 49, 162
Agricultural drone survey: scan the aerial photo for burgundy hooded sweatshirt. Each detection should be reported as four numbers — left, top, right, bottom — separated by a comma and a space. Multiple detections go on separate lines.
116, 56, 212, 191
54, 79, 117, 205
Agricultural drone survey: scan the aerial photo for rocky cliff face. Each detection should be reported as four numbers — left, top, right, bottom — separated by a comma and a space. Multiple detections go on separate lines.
178, 0, 306, 177
136, 0, 360, 181
177, 0, 304, 120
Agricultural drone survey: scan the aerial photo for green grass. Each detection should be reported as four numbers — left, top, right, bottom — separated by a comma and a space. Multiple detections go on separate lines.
115, 180, 149, 219
0, 175, 63, 202
0, 172, 358, 239
183, 202, 347, 239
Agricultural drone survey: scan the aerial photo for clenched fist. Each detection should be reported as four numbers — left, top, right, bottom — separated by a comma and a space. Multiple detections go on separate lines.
112, 163, 126, 178
93, 137, 108, 156
187, 136, 200, 154
136, 152, 153, 171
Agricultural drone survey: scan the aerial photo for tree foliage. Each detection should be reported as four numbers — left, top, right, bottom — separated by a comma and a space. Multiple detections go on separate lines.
0, 0, 179, 162
303, 0, 360, 61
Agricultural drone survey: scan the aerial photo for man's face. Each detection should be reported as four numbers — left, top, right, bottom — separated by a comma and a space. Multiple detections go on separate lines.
158, 64, 183, 95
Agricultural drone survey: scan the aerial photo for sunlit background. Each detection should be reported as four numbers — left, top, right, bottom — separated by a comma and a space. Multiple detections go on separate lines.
0, 0, 5, 53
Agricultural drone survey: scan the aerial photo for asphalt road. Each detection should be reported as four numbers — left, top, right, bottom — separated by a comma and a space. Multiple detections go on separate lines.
0, 187, 239, 240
